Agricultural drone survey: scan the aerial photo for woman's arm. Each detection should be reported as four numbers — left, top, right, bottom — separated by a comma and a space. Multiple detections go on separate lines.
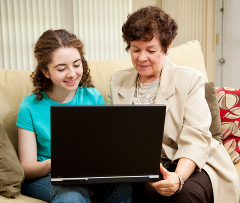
150, 158, 196, 196
18, 127, 51, 179
175, 158, 196, 182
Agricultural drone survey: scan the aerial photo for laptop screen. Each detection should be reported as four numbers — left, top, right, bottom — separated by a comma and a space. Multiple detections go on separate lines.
51, 105, 166, 184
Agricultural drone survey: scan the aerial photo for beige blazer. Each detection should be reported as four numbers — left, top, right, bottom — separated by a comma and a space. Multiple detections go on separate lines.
107, 57, 239, 203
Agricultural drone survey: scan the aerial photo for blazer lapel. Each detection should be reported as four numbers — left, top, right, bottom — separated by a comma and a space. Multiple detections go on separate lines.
117, 57, 175, 107
118, 68, 138, 104
155, 57, 176, 112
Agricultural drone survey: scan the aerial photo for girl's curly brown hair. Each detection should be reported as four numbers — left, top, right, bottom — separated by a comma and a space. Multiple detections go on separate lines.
31, 29, 94, 101
122, 6, 178, 54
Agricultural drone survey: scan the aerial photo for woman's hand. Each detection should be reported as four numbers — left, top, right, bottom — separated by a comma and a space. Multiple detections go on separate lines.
150, 158, 197, 196
149, 164, 180, 196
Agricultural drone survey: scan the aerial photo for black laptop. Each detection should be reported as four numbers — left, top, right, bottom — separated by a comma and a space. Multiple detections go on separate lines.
51, 105, 166, 185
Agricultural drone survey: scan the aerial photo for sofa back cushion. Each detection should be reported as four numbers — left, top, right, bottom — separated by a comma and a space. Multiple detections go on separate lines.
0, 69, 32, 151
0, 40, 207, 152
88, 40, 208, 102
168, 40, 208, 82
88, 58, 133, 102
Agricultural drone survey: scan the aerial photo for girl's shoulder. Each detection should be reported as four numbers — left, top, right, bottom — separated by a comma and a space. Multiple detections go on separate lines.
21, 93, 38, 104
78, 86, 102, 96
20, 92, 50, 108
77, 86, 104, 105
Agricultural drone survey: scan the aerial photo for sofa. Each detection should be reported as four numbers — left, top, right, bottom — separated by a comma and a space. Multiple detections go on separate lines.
0, 40, 239, 202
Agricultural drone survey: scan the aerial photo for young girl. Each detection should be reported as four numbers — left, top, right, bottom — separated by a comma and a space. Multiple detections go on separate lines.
17, 29, 132, 203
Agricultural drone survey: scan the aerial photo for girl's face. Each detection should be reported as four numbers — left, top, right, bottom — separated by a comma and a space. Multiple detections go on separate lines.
43, 47, 83, 94
130, 35, 168, 83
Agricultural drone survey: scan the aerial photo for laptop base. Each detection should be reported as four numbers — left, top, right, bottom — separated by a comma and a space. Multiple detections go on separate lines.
51, 175, 161, 185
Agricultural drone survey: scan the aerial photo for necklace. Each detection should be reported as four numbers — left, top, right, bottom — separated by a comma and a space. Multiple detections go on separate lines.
136, 75, 161, 104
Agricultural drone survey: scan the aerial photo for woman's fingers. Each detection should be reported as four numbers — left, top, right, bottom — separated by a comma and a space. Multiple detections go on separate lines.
149, 166, 180, 196
160, 163, 172, 180
149, 181, 175, 196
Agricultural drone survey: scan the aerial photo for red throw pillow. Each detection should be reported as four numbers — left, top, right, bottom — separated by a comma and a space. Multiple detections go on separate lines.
216, 87, 240, 164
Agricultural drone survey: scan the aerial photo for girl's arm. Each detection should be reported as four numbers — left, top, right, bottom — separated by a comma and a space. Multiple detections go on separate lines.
18, 127, 51, 179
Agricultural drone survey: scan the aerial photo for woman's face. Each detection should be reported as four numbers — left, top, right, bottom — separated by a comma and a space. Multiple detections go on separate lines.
42, 47, 83, 94
130, 36, 168, 83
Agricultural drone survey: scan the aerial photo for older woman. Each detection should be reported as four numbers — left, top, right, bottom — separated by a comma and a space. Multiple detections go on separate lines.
107, 6, 239, 203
